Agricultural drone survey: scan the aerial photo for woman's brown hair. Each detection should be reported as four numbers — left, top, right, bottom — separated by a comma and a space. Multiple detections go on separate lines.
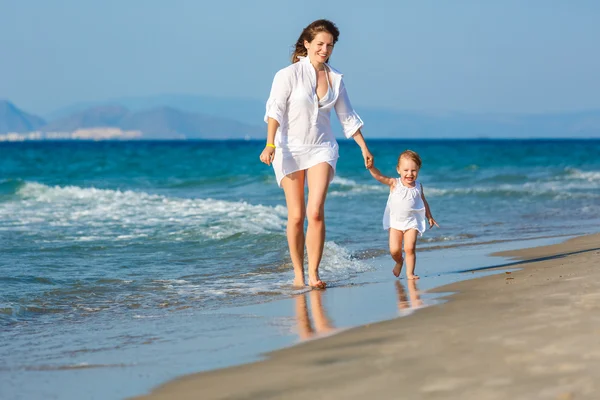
291, 19, 340, 64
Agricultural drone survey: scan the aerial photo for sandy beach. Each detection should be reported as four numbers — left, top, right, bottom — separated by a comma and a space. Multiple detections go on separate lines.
131, 233, 600, 400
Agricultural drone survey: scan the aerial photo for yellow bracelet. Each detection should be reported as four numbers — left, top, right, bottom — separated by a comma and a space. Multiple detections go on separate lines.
266, 143, 276, 149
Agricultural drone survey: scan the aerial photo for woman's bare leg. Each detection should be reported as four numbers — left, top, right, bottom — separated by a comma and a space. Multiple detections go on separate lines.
281, 171, 306, 287
306, 163, 332, 288
389, 228, 404, 277
403, 229, 419, 279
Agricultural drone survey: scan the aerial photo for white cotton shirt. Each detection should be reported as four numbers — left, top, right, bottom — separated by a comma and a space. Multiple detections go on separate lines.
264, 56, 364, 187
383, 179, 427, 235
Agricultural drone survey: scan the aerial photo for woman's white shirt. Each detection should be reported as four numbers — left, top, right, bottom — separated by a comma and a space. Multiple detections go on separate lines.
264, 56, 363, 186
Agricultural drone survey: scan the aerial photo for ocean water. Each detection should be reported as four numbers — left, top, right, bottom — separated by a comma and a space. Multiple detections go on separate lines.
1, 139, 599, 399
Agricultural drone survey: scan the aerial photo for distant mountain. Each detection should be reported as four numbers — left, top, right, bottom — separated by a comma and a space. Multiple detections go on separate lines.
117, 106, 261, 139
41, 105, 262, 139
5, 96, 600, 140
49, 94, 600, 138
47, 94, 264, 127
0, 100, 46, 133
42, 105, 130, 132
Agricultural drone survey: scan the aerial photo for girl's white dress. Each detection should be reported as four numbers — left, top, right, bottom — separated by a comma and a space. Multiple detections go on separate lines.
264, 56, 364, 187
383, 179, 427, 235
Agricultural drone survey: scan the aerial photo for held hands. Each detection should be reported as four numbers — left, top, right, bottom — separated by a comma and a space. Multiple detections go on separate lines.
362, 148, 374, 169
259, 146, 275, 166
428, 217, 440, 229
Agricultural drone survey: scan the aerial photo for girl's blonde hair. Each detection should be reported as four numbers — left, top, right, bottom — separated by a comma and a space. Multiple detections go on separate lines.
397, 150, 422, 169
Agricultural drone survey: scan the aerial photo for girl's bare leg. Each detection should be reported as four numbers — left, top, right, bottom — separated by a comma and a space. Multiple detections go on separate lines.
281, 171, 306, 287
389, 228, 404, 277
306, 163, 332, 288
403, 229, 419, 279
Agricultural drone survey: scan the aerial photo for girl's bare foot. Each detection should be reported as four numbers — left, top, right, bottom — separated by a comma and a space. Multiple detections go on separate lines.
406, 274, 420, 280
392, 259, 403, 277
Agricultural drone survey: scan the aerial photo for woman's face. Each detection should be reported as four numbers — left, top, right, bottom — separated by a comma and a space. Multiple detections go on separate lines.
304, 32, 334, 64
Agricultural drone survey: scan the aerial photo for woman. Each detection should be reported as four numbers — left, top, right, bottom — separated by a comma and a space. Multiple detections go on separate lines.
259, 19, 373, 289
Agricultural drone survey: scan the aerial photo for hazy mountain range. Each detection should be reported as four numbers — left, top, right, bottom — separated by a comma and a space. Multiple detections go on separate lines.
0, 101, 47, 134
2, 95, 600, 140
0, 99, 262, 140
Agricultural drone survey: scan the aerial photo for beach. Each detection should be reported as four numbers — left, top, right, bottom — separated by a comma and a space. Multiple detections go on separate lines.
1, 140, 599, 399
134, 233, 600, 400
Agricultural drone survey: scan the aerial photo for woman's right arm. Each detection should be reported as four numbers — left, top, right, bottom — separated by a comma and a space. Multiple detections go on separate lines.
260, 69, 292, 166
264, 69, 292, 128
259, 118, 279, 166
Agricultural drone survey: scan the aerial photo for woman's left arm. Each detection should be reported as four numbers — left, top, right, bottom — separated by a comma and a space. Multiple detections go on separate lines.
421, 184, 440, 228
335, 80, 373, 168
352, 130, 373, 169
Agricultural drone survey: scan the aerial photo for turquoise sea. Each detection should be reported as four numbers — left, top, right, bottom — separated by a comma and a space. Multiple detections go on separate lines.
1, 139, 599, 399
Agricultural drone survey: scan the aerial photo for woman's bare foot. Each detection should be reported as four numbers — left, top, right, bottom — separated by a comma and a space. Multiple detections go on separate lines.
309, 279, 326, 289
308, 272, 326, 289
292, 278, 306, 288
310, 281, 326, 289
392, 260, 403, 277
406, 274, 420, 280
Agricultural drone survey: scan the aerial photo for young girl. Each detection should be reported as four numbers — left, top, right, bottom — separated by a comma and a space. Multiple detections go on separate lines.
368, 150, 439, 279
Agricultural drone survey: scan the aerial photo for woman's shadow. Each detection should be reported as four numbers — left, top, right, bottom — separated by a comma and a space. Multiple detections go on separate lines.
396, 279, 423, 313
294, 289, 336, 341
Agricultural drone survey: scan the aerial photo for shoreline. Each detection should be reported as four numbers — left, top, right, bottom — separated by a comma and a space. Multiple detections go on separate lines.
132, 233, 600, 400
3, 235, 583, 400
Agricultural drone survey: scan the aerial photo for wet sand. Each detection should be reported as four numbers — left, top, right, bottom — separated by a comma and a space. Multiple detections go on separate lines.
133, 233, 600, 400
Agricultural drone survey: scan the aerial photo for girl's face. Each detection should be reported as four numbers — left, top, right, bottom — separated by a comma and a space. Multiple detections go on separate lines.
304, 32, 334, 64
397, 158, 420, 186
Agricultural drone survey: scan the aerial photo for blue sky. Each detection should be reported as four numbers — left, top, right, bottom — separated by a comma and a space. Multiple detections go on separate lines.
1, 0, 599, 116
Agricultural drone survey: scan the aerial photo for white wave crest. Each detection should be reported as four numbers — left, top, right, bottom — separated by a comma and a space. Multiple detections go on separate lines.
329, 175, 388, 197
425, 183, 599, 199
565, 168, 600, 182
319, 241, 372, 274
156, 240, 373, 299
4, 182, 287, 240
331, 176, 359, 186
327, 170, 600, 199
